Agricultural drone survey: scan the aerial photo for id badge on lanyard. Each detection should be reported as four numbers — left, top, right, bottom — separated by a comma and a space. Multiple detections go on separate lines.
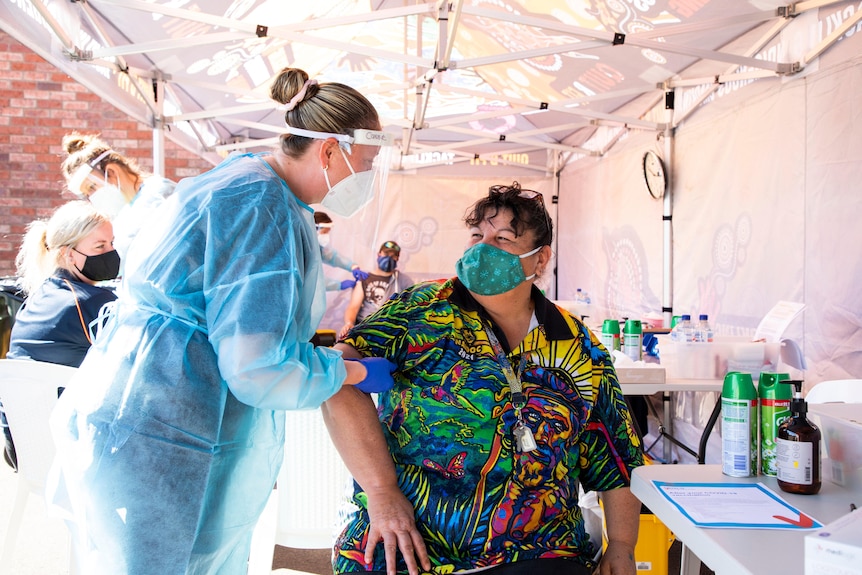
484, 322, 537, 453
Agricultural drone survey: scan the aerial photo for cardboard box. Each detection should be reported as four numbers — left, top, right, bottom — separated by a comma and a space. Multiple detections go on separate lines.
805, 509, 862, 575
614, 366, 666, 385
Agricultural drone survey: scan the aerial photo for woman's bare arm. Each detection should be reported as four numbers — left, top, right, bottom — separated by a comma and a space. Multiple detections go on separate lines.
321, 343, 430, 575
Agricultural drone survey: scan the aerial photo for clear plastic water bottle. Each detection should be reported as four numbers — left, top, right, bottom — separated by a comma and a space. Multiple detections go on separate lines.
694, 314, 714, 343
670, 314, 694, 342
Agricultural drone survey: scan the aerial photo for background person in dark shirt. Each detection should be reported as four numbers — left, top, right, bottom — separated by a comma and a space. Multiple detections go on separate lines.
339, 240, 413, 338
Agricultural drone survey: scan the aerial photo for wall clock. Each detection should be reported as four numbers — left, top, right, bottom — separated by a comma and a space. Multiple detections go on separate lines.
642, 150, 667, 199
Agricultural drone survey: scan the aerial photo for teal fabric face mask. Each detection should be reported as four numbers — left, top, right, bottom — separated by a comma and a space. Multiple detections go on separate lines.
456, 242, 541, 295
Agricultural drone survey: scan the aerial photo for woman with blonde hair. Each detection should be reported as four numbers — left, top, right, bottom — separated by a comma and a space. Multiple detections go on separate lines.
8, 200, 118, 366
60, 132, 176, 260
3, 201, 118, 471
48, 67, 408, 575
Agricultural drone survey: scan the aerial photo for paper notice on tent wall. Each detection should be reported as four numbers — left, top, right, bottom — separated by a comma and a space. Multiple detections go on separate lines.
754, 301, 806, 343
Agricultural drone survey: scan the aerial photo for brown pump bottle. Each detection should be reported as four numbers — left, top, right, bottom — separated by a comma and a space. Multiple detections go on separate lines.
776, 380, 821, 495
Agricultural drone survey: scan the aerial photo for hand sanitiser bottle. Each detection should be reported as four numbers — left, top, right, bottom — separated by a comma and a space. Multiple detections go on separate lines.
776, 380, 821, 494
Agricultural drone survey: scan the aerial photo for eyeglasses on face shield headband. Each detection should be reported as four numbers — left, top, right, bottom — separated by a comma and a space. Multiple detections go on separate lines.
284, 126, 393, 154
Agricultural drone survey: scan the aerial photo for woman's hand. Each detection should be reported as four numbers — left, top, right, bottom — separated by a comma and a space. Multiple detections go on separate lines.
364, 484, 431, 575
339, 321, 355, 340
595, 540, 637, 575
596, 487, 640, 575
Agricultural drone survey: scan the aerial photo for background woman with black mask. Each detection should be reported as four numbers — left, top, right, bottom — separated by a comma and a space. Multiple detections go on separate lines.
3, 200, 117, 471
7, 200, 118, 367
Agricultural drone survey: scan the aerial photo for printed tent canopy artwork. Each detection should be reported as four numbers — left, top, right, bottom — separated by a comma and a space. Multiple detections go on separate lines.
1, 0, 857, 176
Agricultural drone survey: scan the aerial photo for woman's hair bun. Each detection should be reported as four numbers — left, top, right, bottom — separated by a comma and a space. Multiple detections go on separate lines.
62, 132, 93, 155
270, 67, 311, 106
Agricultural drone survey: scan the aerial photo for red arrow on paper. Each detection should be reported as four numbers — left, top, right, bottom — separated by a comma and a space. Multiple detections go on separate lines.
773, 512, 816, 528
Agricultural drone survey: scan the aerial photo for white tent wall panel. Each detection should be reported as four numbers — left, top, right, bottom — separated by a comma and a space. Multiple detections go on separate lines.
672, 78, 806, 338
555, 50, 862, 464
559, 56, 862, 386
805, 56, 862, 384
555, 136, 666, 322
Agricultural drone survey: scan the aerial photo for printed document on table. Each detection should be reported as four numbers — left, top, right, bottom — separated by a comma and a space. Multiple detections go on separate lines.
652, 481, 824, 529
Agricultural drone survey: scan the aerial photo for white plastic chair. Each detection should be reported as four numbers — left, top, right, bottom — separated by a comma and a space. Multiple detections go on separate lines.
805, 379, 862, 404
0, 358, 78, 570
274, 409, 352, 558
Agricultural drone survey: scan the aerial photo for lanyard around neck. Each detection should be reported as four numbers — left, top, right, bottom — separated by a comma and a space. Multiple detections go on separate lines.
484, 321, 526, 409
62, 277, 92, 345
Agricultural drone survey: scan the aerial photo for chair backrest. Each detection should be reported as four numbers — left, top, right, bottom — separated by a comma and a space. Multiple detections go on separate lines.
0, 359, 77, 492
276, 408, 353, 548
805, 379, 862, 404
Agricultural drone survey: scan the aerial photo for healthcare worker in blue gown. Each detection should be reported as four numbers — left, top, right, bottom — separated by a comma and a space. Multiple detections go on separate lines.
48, 66, 396, 575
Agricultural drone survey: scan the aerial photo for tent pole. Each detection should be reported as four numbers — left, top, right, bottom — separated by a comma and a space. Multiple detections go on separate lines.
662, 127, 674, 330
552, 152, 561, 300
152, 77, 166, 177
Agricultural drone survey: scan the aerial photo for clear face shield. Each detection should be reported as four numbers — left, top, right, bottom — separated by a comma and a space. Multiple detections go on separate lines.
285, 126, 394, 218
67, 150, 111, 200
67, 150, 128, 218
347, 128, 394, 213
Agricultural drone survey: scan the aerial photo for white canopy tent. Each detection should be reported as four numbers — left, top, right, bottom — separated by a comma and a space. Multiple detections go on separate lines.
3, 1, 861, 464
2, 0, 857, 283
2, 0, 853, 171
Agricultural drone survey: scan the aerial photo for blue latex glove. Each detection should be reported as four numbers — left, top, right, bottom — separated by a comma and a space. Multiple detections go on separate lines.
351, 267, 369, 281
339, 279, 356, 290
347, 357, 396, 393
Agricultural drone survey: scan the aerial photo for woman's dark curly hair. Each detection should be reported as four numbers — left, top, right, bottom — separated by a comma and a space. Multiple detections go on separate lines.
464, 182, 553, 248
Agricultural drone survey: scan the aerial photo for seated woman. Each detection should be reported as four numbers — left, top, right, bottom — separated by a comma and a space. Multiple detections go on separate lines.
3, 201, 119, 470
322, 183, 644, 575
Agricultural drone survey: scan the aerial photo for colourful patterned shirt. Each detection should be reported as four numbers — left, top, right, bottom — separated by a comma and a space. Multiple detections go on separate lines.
336, 278, 643, 574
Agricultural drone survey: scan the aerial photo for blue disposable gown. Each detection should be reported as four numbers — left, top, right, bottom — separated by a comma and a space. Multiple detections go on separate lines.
48, 153, 346, 574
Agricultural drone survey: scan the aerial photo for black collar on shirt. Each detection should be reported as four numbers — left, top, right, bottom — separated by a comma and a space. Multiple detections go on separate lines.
54, 268, 80, 284
449, 278, 575, 344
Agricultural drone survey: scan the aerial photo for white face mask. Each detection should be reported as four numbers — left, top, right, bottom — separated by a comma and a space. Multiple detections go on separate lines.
89, 177, 128, 219
317, 233, 331, 247
320, 146, 376, 218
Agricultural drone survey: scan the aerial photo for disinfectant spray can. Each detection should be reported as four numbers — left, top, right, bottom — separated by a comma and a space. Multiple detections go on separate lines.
622, 319, 642, 362
758, 372, 791, 476
721, 371, 758, 477
601, 319, 621, 352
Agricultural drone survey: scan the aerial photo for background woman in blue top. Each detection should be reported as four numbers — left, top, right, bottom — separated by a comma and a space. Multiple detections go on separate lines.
8, 200, 119, 366
48, 67, 396, 575
4, 200, 118, 470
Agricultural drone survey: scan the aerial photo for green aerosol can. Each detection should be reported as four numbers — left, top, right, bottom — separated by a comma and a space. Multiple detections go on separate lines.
600, 319, 621, 352
721, 371, 758, 477
622, 319, 642, 362
758, 372, 791, 476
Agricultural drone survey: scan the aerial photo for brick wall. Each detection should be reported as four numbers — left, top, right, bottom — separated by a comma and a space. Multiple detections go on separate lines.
0, 30, 214, 276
